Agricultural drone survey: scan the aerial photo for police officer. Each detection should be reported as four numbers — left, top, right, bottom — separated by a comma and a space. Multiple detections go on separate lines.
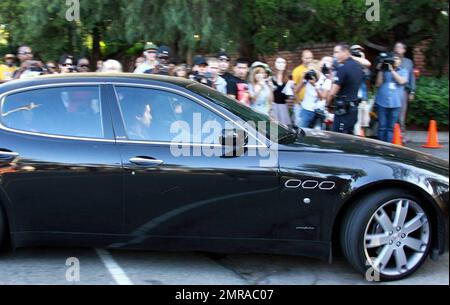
327, 44, 364, 134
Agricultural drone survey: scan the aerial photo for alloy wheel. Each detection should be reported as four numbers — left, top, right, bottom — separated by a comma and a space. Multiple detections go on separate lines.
364, 199, 430, 277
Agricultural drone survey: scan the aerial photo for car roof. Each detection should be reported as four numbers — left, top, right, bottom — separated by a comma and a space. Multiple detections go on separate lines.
0, 73, 196, 95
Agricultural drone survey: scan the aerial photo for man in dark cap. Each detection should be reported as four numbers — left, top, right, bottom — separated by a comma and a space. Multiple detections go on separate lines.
134, 42, 159, 74
217, 50, 234, 86
189, 56, 213, 87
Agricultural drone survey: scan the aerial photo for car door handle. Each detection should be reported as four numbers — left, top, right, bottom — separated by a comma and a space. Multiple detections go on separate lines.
129, 157, 164, 167
0, 150, 19, 161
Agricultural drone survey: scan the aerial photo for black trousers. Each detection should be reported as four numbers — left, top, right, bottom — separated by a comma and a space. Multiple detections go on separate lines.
332, 107, 358, 134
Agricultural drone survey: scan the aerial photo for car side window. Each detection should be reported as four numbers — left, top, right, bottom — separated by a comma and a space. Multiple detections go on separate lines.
115, 86, 226, 144
0, 86, 103, 139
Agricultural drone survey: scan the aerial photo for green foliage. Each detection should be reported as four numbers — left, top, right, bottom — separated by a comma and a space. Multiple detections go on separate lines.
408, 77, 449, 129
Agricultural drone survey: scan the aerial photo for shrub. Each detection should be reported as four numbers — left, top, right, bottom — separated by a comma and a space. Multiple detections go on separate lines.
407, 77, 449, 129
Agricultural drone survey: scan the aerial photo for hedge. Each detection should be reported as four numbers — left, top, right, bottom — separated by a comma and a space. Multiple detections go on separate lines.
407, 77, 449, 129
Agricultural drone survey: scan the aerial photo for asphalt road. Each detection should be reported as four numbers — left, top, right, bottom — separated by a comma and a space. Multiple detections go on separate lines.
0, 143, 448, 285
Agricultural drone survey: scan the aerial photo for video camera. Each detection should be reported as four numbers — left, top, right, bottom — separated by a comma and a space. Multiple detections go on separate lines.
377, 53, 396, 72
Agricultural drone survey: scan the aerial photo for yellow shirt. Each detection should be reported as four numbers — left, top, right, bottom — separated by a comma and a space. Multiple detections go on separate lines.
0, 65, 17, 82
292, 64, 309, 102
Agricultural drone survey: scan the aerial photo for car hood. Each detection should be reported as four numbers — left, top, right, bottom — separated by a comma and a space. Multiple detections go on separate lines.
282, 129, 449, 172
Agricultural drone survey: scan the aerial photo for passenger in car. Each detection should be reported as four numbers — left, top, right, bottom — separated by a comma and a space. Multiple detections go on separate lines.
128, 104, 153, 140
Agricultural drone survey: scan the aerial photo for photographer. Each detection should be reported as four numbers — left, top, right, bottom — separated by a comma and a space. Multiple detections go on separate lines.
297, 60, 332, 129
144, 46, 174, 76
326, 44, 364, 134
248, 62, 274, 117
189, 56, 214, 87
375, 54, 408, 143
134, 42, 159, 74
13, 45, 45, 79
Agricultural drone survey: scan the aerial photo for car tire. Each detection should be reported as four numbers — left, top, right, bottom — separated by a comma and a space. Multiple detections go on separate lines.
340, 189, 432, 281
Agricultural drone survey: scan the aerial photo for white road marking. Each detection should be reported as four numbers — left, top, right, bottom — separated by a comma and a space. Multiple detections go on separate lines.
95, 249, 133, 285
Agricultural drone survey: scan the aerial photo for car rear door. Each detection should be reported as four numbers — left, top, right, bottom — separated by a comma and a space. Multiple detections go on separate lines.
0, 84, 123, 235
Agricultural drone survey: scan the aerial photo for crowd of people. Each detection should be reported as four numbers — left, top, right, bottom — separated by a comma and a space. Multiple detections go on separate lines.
0, 41, 417, 141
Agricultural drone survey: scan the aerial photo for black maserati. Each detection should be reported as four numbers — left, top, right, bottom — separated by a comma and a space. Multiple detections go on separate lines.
0, 74, 448, 281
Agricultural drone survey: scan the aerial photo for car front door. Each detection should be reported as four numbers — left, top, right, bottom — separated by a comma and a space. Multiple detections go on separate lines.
108, 85, 280, 244
0, 84, 123, 236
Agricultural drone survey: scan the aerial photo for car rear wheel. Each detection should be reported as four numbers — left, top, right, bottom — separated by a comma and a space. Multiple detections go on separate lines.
341, 189, 432, 281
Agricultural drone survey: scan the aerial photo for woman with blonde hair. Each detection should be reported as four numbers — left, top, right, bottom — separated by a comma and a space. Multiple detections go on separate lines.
248, 62, 274, 117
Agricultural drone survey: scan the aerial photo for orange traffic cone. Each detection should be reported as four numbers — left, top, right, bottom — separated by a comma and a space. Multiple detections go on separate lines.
422, 120, 443, 149
392, 124, 403, 146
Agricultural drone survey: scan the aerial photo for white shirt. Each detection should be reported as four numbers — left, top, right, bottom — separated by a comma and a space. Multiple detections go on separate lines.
134, 61, 158, 74
302, 75, 332, 111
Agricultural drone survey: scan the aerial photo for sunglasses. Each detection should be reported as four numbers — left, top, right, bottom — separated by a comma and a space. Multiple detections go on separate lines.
47, 66, 56, 69
78, 64, 89, 68
62, 63, 73, 67
18, 52, 33, 55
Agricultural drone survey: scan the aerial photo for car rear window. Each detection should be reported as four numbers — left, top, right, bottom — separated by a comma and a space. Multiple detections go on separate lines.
0, 86, 103, 139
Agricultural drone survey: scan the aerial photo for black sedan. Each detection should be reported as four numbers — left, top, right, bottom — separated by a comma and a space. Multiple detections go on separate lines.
0, 74, 448, 281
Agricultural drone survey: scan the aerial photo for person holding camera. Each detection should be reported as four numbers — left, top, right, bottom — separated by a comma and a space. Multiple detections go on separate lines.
144, 46, 174, 76
13, 45, 45, 79
134, 42, 159, 74
189, 56, 214, 87
292, 50, 315, 126
297, 62, 332, 129
248, 62, 274, 117
375, 54, 408, 143
326, 44, 364, 134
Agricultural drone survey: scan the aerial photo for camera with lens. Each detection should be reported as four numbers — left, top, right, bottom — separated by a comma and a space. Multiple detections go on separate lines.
321, 63, 332, 75
377, 53, 396, 71
304, 69, 318, 81
193, 72, 213, 83
351, 50, 363, 58
314, 109, 326, 120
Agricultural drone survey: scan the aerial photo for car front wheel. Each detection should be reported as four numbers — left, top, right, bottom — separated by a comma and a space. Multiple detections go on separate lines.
341, 189, 432, 281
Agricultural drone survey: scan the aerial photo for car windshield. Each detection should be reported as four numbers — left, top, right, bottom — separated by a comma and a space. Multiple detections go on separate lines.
187, 83, 296, 144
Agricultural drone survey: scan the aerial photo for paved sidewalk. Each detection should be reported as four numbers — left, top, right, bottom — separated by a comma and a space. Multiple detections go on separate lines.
406, 131, 449, 144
